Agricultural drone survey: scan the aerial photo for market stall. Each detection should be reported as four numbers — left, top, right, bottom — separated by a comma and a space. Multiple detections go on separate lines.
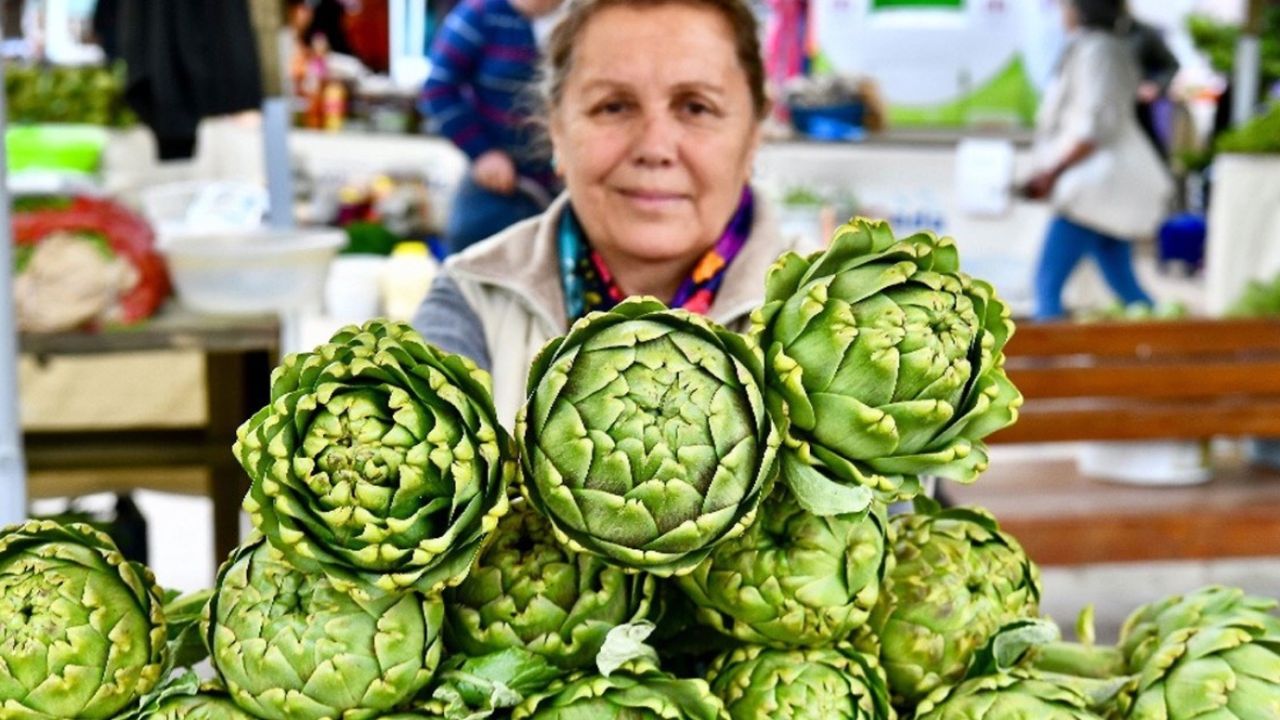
4, 1, 1280, 717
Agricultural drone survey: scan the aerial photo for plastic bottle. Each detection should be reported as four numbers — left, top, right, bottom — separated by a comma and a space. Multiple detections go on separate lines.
380, 241, 436, 321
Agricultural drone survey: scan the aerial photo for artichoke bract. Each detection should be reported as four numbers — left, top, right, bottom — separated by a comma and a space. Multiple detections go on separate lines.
1124, 615, 1280, 719
1118, 584, 1280, 673
869, 502, 1041, 708
707, 645, 894, 719
446, 502, 656, 669
913, 673, 1104, 720
234, 319, 511, 596
679, 488, 888, 648
0, 520, 167, 720
751, 217, 1021, 514
518, 297, 779, 577
207, 538, 444, 720
511, 657, 728, 719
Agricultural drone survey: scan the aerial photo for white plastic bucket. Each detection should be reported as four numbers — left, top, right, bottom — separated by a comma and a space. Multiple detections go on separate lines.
159, 228, 344, 315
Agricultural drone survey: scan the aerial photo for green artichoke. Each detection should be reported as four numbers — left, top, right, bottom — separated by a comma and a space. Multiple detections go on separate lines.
678, 488, 888, 648
1124, 615, 1280, 719
869, 502, 1041, 707
0, 520, 167, 720
707, 645, 894, 719
511, 657, 728, 719
913, 673, 1105, 720
235, 319, 512, 596
1119, 585, 1280, 672
207, 538, 444, 720
518, 297, 779, 577
446, 501, 656, 669
751, 217, 1021, 514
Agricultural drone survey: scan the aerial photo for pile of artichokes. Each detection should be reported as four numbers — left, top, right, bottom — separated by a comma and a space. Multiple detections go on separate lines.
3, 218, 1278, 719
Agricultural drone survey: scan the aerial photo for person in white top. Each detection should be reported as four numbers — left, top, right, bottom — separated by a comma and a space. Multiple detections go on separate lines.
1022, 0, 1173, 320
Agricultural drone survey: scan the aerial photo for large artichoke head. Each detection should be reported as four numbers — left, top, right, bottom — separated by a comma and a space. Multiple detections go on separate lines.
678, 487, 888, 648
511, 657, 728, 719
446, 501, 656, 669
751, 218, 1021, 514
1119, 585, 1280, 673
913, 673, 1105, 720
518, 297, 779, 577
234, 319, 512, 596
1124, 614, 1280, 719
207, 538, 444, 720
707, 645, 894, 720
0, 520, 167, 720
870, 502, 1041, 708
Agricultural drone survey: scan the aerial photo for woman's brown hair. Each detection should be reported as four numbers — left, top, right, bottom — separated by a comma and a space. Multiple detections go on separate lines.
539, 0, 769, 120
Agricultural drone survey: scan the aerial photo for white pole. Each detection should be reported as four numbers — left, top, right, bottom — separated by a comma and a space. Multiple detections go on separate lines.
1232, 0, 1265, 128
1232, 34, 1261, 127
0, 51, 29, 526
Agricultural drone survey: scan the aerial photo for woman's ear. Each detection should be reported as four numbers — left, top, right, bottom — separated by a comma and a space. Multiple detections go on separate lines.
744, 111, 768, 181
547, 114, 566, 177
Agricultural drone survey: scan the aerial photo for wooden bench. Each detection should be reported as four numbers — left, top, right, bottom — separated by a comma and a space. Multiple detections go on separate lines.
950, 318, 1280, 566
990, 318, 1280, 444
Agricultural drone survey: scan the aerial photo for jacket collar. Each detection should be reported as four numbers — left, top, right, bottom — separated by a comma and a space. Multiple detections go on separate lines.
445, 189, 807, 335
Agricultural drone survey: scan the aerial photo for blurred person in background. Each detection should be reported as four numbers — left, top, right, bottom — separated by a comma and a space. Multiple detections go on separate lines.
1023, 0, 1173, 321
1120, 7, 1180, 159
414, 0, 813, 423
421, 0, 565, 257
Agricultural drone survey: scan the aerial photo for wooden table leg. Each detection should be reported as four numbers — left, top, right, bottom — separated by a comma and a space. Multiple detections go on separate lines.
205, 350, 271, 568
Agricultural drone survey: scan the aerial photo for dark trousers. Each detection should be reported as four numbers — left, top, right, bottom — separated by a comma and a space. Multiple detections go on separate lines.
444, 174, 546, 256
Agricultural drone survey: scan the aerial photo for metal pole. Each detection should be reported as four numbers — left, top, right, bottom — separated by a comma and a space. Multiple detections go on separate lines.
1231, 0, 1265, 127
0, 51, 29, 526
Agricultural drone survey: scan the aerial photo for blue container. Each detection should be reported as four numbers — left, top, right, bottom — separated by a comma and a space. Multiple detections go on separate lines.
1157, 212, 1206, 270
789, 102, 866, 141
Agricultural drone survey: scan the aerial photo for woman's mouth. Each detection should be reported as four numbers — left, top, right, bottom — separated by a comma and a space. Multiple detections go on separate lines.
617, 188, 687, 210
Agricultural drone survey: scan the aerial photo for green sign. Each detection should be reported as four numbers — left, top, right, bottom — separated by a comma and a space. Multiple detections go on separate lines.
872, 0, 964, 9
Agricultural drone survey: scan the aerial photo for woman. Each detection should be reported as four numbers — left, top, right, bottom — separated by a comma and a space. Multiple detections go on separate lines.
1024, 0, 1173, 320
414, 0, 811, 424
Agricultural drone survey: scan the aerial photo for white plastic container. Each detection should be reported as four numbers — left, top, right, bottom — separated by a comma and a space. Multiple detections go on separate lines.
159, 228, 345, 315
324, 254, 388, 323
1077, 440, 1212, 486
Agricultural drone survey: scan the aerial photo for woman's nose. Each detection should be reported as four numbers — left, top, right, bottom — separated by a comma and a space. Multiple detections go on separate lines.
631, 113, 678, 168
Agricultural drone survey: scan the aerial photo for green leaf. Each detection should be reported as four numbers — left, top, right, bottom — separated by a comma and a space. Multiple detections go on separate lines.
783, 455, 874, 516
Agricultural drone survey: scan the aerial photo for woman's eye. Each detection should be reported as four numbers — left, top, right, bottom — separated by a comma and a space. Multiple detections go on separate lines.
680, 99, 718, 118
592, 100, 631, 116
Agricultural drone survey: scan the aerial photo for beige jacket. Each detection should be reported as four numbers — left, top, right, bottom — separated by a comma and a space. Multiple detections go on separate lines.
441, 191, 812, 427
1033, 31, 1173, 239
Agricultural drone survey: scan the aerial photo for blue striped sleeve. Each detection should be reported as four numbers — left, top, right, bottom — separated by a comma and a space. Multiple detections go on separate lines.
422, 0, 497, 159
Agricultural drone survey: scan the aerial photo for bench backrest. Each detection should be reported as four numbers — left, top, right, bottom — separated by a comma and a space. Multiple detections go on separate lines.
989, 318, 1280, 443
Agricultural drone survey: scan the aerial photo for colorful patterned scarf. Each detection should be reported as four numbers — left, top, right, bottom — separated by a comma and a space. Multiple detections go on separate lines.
558, 187, 755, 322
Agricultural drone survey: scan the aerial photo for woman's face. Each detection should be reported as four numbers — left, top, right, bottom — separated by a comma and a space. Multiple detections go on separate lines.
548, 4, 762, 267
1060, 0, 1081, 30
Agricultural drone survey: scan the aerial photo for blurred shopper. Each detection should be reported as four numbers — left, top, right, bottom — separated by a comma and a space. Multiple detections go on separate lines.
421, 0, 565, 256
1120, 10, 1180, 159
414, 0, 813, 422
1023, 0, 1173, 321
